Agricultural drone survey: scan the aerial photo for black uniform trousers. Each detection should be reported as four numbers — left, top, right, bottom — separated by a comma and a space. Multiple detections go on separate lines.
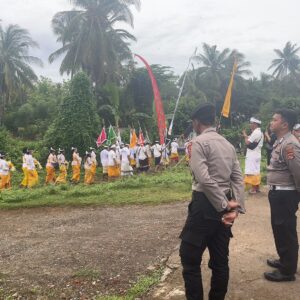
179, 191, 232, 300
269, 190, 300, 275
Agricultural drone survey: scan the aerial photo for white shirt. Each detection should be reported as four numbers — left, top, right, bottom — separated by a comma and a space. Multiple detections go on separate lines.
100, 149, 109, 167
247, 128, 264, 156
130, 147, 137, 159
22, 154, 29, 168
0, 159, 10, 175
151, 144, 162, 158
116, 147, 121, 163
108, 150, 117, 167
171, 142, 179, 154
145, 144, 152, 157
162, 146, 169, 159
120, 147, 130, 165
84, 156, 93, 169
57, 154, 66, 165
46, 153, 57, 167
26, 155, 36, 171
137, 146, 147, 160
91, 151, 97, 164
72, 152, 82, 166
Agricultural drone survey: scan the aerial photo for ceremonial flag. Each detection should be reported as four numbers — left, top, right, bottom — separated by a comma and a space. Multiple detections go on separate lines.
129, 128, 138, 148
96, 127, 107, 147
107, 125, 117, 146
221, 62, 238, 118
138, 128, 145, 145
135, 54, 166, 145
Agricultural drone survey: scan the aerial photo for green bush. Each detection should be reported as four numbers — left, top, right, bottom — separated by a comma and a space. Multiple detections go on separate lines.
44, 72, 100, 157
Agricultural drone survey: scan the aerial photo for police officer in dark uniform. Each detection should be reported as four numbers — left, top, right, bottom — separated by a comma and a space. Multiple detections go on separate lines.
179, 103, 245, 300
265, 109, 300, 282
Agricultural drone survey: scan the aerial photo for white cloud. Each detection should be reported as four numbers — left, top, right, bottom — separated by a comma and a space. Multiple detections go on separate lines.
0, 0, 299, 81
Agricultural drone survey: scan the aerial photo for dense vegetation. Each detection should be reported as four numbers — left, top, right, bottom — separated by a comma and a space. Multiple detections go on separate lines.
1, 0, 300, 163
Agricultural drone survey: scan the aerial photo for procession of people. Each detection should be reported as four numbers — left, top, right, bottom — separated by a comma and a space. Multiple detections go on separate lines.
0, 136, 190, 190
1, 118, 300, 192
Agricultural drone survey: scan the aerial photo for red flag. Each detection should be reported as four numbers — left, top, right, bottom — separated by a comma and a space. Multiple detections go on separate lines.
135, 54, 166, 145
96, 127, 107, 147
138, 128, 145, 146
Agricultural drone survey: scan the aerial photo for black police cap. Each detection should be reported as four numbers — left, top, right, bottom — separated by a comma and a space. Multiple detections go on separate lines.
192, 103, 216, 123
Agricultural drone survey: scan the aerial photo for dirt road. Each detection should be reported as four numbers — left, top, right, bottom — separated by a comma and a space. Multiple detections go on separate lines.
0, 188, 299, 299
0, 203, 186, 299
147, 189, 300, 300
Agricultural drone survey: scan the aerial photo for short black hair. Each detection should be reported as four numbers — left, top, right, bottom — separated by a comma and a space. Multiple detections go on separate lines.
275, 108, 297, 130
192, 103, 216, 126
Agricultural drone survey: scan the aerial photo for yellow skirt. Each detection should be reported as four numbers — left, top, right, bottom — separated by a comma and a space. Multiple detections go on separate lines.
0, 175, 10, 190
91, 164, 97, 175
21, 167, 28, 187
45, 166, 56, 184
56, 165, 67, 184
72, 165, 81, 183
28, 170, 39, 188
170, 153, 179, 161
90, 163, 97, 183
130, 159, 136, 167
84, 168, 94, 185
108, 166, 120, 178
7, 173, 12, 188
244, 175, 261, 186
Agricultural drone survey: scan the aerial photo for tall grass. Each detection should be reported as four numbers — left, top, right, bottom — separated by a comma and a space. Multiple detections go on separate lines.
0, 167, 191, 209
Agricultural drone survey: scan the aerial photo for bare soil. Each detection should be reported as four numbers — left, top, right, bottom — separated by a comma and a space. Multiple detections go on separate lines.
146, 188, 300, 300
0, 203, 186, 299
1, 188, 300, 300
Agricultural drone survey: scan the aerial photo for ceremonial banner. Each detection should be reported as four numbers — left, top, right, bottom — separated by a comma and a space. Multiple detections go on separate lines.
96, 127, 107, 147
221, 62, 238, 118
135, 54, 166, 145
130, 128, 138, 148
107, 125, 117, 146
138, 128, 145, 145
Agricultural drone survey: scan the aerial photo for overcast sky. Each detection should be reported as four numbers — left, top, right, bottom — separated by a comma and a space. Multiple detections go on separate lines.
1, 0, 299, 81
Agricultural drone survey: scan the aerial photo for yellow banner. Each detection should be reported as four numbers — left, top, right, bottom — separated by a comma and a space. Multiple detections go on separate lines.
221, 62, 237, 118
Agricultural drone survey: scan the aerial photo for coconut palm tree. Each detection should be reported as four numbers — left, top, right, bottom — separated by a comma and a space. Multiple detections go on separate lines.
0, 24, 42, 121
225, 50, 252, 78
268, 41, 300, 79
193, 43, 231, 85
49, 0, 140, 86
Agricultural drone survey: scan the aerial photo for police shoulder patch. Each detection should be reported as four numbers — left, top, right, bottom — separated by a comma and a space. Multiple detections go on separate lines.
285, 145, 295, 160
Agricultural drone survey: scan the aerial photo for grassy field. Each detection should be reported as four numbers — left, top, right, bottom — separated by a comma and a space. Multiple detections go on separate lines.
0, 155, 268, 210
0, 167, 192, 210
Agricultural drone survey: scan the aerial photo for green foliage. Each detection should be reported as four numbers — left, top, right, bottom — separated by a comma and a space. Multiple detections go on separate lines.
4, 78, 67, 139
44, 72, 100, 156
49, 0, 140, 86
0, 127, 43, 167
97, 83, 121, 126
221, 128, 242, 147
169, 95, 207, 136
0, 24, 42, 121
268, 41, 300, 79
